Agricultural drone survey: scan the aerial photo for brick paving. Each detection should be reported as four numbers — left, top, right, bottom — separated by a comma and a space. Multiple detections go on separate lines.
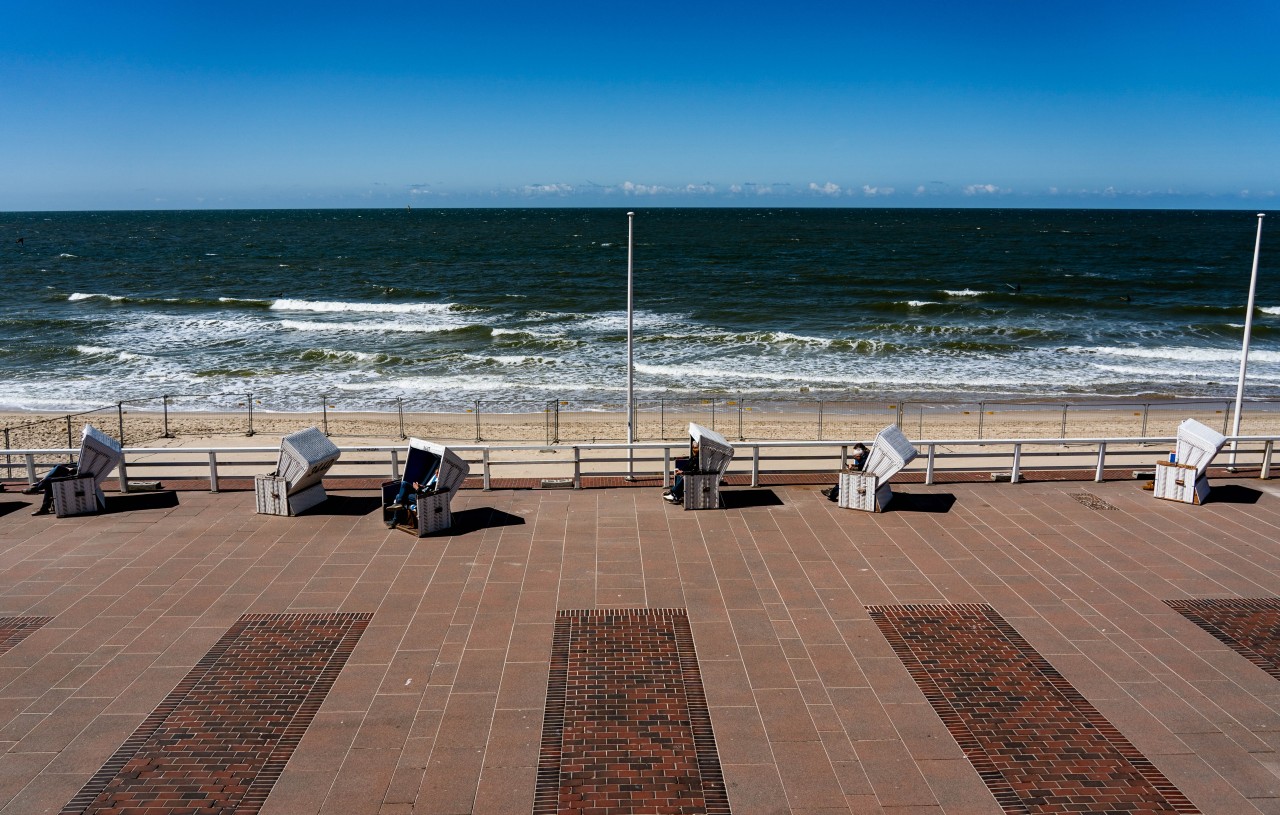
61, 612, 369, 815
535, 608, 728, 815
3, 475, 1280, 813
1165, 599, 1280, 682
0, 616, 53, 657
869, 603, 1198, 814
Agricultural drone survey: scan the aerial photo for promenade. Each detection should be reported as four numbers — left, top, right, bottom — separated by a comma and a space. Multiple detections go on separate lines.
2, 475, 1280, 814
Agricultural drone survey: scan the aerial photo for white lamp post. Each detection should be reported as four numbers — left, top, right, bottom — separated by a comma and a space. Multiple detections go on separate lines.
1230, 213, 1265, 468
626, 212, 635, 479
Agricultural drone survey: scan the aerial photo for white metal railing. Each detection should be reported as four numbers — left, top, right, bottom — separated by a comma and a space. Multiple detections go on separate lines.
5, 435, 1278, 494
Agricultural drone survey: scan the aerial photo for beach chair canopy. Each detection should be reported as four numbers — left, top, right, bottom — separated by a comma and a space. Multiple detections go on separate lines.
864, 425, 918, 482
404, 438, 470, 497
689, 423, 734, 476
78, 424, 123, 488
274, 427, 341, 495
1174, 419, 1226, 478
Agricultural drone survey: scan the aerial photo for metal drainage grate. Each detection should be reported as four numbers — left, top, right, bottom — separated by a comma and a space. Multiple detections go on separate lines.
1070, 492, 1119, 510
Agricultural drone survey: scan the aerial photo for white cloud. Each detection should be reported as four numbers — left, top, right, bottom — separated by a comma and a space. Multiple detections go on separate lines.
517, 183, 575, 196
808, 181, 843, 196
862, 185, 894, 197
962, 183, 1005, 195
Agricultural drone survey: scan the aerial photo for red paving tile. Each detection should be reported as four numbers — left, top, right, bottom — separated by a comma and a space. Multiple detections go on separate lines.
1166, 599, 1280, 682
868, 603, 1199, 815
60, 612, 370, 815
0, 616, 53, 657
535, 608, 729, 815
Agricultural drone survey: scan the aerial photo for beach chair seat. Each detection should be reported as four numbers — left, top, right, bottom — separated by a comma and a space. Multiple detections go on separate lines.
683, 423, 734, 510
383, 439, 470, 536
51, 425, 123, 518
254, 427, 341, 515
1153, 418, 1226, 505
838, 425, 918, 512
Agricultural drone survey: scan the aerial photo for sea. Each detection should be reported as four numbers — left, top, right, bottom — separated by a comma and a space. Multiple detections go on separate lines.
1, 207, 1276, 414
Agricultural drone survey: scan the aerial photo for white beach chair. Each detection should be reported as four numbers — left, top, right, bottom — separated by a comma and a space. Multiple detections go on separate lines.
681, 423, 735, 510
838, 425, 918, 512
1152, 418, 1226, 505
254, 427, 341, 515
382, 438, 471, 536
50, 424, 124, 517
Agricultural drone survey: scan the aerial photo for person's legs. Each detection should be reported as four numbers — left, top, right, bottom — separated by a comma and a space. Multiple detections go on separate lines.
31, 464, 76, 515
665, 473, 685, 502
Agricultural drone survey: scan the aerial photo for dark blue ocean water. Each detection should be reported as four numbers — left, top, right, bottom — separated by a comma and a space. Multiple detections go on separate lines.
0, 208, 1276, 412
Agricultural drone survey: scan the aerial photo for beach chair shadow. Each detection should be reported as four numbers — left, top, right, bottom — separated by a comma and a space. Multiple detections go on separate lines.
298, 494, 383, 516
884, 492, 956, 513
0, 501, 29, 519
105, 491, 180, 514
1204, 484, 1263, 505
720, 489, 784, 509
447, 507, 526, 535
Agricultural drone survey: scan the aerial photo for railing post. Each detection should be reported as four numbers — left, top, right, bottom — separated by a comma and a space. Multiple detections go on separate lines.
840, 444, 848, 470
817, 400, 824, 441
117, 401, 125, 446
978, 402, 985, 440
25, 453, 36, 486
663, 447, 671, 488
208, 451, 220, 493
390, 449, 400, 480
710, 398, 716, 432
1095, 441, 1107, 483
572, 446, 582, 489
3, 428, 9, 479
896, 402, 905, 429
660, 399, 665, 440
1223, 400, 1232, 436
322, 395, 329, 436
1011, 443, 1022, 484
474, 401, 482, 443
1263, 440, 1274, 480
66, 415, 73, 452
482, 448, 491, 491
926, 443, 936, 485
1140, 403, 1150, 438
737, 396, 744, 441
397, 397, 406, 439
1060, 404, 1068, 439
751, 445, 760, 487
246, 394, 255, 437
162, 394, 173, 438
117, 453, 130, 494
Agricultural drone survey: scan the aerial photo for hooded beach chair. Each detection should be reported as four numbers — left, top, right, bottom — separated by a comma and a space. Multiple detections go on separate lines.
838, 424, 918, 512
1152, 418, 1226, 505
50, 424, 123, 517
382, 438, 470, 535
254, 427, 341, 515
681, 423, 735, 510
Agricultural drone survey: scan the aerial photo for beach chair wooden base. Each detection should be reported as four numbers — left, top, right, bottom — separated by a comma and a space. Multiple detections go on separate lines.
414, 492, 453, 535
1152, 461, 1210, 505
683, 473, 722, 510
255, 476, 328, 516
52, 475, 102, 518
837, 472, 895, 512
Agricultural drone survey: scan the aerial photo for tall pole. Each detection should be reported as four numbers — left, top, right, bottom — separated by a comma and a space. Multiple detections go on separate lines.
1230, 213, 1265, 468
626, 212, 635, 478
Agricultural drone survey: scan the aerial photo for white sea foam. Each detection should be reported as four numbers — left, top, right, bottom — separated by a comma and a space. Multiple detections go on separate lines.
903, 300, 940, 307
279, 319, 462, 334
943, 289, 987, 297
1072, 345, 1280, 363
1262, 306, 1280, 316
58, 253, 78, 258
75, 345, 145, 362
309, 348, 383, 362
68, 292, 124, 302
218, 296, 270, 304
270, 298, 457, 314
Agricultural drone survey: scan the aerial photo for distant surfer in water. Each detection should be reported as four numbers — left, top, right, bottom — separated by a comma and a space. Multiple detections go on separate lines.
1006, 283, 1020, 292
15, 237, 22, 245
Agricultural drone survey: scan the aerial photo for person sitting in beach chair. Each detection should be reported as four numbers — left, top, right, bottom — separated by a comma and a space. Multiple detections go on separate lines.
386, 455, 441, 529
822, 442, 868, 502
662, 442, 699, 504
25, 424, 122, 517
382, 439, 470, 535
24, 462, 80, 516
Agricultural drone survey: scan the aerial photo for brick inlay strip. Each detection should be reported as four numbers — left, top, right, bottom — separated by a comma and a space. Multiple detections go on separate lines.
0, 616, 53, 657
535, 608, 730, 815
1166, 598, 1280, 681
868, 603, 1197, 815
61, 612, 371, 815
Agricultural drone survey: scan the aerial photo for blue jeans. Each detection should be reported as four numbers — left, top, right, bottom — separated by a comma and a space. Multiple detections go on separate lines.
34, 463, 77, 513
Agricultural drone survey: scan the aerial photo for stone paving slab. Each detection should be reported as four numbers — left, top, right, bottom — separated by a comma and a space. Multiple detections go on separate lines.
1, 476, 1280, 813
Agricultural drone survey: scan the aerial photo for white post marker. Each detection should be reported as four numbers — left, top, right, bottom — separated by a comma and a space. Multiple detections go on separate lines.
1230, 213, 1265, 469
626, 212, 635, 479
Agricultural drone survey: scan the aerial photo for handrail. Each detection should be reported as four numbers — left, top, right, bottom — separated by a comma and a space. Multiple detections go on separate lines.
5, 434, 1278, 493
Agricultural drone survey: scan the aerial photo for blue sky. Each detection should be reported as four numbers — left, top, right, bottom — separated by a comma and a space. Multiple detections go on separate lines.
4, 1, 1278, 210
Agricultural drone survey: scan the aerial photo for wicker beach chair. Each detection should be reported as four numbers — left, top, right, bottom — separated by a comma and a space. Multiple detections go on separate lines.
838, 424, 919, 512
48, 424, 124, 517
1152, 418, 1226, 505
681, 423, 735, 510
254, 427, 341, 515
382, 438, 470, 536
